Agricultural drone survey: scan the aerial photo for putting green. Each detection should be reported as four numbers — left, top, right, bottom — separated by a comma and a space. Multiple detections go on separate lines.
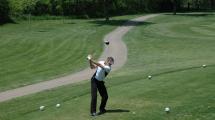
0, 14, 215, 120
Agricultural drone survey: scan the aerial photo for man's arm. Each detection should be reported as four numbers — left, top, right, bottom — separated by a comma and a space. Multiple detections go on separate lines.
87, 54, 96, 69
89, 60, 96, 69
90, 59, 105, 69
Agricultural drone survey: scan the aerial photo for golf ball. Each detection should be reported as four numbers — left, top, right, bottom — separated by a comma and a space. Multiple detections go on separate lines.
148, 75, 152, 79
202, 64, 207, 68
165, 107, 170, 112
39, 106, 45, 111
56, 104, 61, 108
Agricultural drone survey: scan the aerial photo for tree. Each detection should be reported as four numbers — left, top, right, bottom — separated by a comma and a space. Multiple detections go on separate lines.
104, 0, 110, 21
0, 0, 10, 24
187, 1, 191, 11
210, 0, 215, 9
194, 0, 200, 10
172, 0, 177, 15
23, 0, 37, 13
50, 0, 58, 15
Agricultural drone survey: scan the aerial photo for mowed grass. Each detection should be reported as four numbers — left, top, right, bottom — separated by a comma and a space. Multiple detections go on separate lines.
0, 14, 215, 120
0, 15, 139, 91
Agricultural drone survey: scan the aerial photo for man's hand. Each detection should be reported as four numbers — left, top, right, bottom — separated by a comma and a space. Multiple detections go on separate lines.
87, 54, 92, 60
88, 54, 96, 69
90, 59, 105, 69
87, 54, 105, 69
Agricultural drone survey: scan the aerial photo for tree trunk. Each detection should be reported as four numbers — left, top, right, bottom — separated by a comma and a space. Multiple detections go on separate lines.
104, 0, 109, 21
173, 0, 177, 15
195, 0, 200, 10
75, 0, 79, 15
187, 2, 190, 11
211, 0, 214, 9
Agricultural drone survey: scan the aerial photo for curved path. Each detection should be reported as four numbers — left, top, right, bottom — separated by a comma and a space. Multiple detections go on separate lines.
0, 14, 158, 102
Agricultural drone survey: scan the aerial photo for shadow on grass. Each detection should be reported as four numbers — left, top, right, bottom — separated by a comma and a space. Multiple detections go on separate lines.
65, 22, 75, 24
97, 109, 130, 116
90, 19, 154, 27
0, 18, 17, 25
38, 30, 48, 32
109, 64, 215, 89
164, 13, 214, 17
152, 64, 215, 77
18, 64, 215, 116
106, 109, 130, 113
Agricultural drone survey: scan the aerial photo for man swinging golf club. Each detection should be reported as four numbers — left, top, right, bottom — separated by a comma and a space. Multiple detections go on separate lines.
87, 55, 114, 116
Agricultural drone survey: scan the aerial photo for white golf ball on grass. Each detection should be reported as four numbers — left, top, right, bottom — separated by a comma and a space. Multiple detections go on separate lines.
148, 75, 152, 79
39, 106, 45, 111
56, 104, 61, 108
164, 107, 170, 113
202, 64, 207, 68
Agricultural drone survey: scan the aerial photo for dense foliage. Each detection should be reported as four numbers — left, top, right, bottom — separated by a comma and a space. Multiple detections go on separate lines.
1, 0, 215, 23
8, 0, 215, 17
0, 0, 10, 24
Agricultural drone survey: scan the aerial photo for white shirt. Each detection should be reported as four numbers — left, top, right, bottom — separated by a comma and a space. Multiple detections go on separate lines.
95, 61, 111, 81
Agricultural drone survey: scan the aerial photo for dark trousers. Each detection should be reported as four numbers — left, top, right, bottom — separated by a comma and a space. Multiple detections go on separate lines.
91, 77, 108, 114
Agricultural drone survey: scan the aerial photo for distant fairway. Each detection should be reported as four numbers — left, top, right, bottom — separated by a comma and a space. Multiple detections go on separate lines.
0, 14, 215, 120
0, 15, 139, 91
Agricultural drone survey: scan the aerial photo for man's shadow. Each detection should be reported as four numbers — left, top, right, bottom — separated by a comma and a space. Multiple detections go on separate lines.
97, 109, 130, 116
106, 109, 130, 113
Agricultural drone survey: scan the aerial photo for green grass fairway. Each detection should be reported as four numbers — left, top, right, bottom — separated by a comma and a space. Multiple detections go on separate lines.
0, 14, 215, 120
0, 15, 139, 91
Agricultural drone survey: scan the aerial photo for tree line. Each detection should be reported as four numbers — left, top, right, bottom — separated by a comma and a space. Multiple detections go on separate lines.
1, 0, 215, 24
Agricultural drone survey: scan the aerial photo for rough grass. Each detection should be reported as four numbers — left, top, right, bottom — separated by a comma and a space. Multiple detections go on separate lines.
0, 13, 215, 120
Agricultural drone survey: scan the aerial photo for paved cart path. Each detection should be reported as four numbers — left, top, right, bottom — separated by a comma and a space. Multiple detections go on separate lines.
0, 14, 158, 102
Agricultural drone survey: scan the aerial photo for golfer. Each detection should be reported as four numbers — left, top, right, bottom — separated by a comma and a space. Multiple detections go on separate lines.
87, 55, 114, 116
